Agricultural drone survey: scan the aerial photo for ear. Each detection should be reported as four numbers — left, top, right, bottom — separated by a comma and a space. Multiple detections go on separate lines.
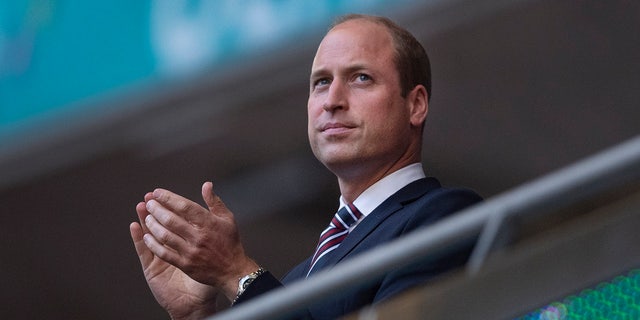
407, 85, 428, 128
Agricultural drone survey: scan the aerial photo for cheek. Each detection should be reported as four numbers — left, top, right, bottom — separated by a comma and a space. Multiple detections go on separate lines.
307, 116, 321, 151
307, 113, 318, 136
307, 97, 322, 120
367, 105, 410, 138
306, 101, 316, 131
307, 120, 316, 150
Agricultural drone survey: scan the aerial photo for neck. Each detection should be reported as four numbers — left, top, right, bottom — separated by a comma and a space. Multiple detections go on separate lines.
336, 154, 420, 203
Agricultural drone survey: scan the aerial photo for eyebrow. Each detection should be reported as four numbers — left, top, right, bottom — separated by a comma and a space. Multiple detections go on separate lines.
310, 64, 369, 80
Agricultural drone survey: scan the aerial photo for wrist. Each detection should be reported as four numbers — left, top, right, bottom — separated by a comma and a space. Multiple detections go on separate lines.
232, 266, 267, 305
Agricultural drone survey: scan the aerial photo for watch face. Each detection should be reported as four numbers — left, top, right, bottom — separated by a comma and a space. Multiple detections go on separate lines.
234, 268, 266, 305
238, 268, 266, 292
241, 277, 252, 290
239, 273, 257, 290
239, 276, 249, 289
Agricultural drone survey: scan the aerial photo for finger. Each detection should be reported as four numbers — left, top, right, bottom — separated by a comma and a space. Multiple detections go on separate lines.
144, 212, 188, 251
145, 199, 190, 232
135, 202, 151, 233
143, 191, 155, 202
129, 222, 154, 268
146, 198, 199, 245
152, 188, 206, 223
142, 232, 182, 267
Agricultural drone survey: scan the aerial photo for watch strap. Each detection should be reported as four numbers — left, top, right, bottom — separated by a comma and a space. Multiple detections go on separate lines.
233, 267, 267, 305
232, 270, 281, 306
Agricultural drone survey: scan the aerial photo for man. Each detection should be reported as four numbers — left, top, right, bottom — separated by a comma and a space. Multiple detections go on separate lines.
130, 14, 481, 320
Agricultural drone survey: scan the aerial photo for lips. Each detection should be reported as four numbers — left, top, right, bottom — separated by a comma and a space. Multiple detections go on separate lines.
320, 122, 355, 134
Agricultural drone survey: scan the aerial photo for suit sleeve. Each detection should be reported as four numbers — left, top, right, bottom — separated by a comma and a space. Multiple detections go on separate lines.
232, 271, 283, 305
233, 271, 313, 319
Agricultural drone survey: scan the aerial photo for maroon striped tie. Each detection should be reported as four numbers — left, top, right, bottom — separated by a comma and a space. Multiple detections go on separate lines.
307, 203, 363, 276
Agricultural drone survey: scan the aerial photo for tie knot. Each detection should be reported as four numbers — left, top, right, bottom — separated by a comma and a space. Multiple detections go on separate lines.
333, 203, 363, 230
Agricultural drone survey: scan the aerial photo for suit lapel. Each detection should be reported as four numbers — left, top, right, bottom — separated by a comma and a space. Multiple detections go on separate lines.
307, 178, 441, 275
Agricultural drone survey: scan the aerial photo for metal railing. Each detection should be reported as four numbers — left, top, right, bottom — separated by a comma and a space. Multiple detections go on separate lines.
211, 135, 640, 320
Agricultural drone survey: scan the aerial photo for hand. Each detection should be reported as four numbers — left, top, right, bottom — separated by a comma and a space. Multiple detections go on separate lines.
130, 196, 218, 320
141, 182, 259, 301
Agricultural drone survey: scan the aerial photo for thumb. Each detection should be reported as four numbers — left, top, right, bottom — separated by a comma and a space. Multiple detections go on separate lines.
202, 181, 227, 216
129, 222, 153, 268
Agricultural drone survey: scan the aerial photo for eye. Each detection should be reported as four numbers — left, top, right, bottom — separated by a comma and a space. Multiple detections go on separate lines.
356, 73, 371, 82
313, 78, 330, 89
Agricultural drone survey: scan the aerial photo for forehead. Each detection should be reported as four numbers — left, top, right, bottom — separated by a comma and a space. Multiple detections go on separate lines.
312, 20, 395, 69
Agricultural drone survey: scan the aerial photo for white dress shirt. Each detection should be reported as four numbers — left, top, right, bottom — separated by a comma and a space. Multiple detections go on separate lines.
338, 163, 426, 231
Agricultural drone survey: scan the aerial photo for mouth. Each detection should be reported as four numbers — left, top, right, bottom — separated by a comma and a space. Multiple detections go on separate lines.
320, 123, 355, 134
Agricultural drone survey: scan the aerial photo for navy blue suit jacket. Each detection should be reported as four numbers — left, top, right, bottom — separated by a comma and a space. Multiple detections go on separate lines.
235, 177, 482, 319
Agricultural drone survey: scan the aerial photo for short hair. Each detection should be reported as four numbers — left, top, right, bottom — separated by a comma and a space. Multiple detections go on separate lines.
331, 14, 432, 100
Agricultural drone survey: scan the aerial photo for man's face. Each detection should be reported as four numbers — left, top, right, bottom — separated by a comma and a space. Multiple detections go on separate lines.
307, 20, 415, 177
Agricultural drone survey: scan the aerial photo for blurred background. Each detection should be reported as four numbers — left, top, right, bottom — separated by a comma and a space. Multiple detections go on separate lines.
1, 0, 638, 318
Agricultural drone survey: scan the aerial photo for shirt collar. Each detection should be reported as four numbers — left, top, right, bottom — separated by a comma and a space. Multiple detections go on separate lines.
338, 163, 426, 219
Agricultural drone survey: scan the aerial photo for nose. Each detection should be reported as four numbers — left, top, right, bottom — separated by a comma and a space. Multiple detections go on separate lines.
322, 80, 347, 112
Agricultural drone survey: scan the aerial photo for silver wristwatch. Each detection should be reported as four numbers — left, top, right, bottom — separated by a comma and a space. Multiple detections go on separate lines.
233, 267, 266, 304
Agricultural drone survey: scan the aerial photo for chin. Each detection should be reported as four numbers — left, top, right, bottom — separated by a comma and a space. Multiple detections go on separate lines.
319, 153, 363, 172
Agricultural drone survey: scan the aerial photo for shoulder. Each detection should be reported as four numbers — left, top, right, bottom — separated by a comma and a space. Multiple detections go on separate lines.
398, 178, 482, 229
416, 183, 482, 209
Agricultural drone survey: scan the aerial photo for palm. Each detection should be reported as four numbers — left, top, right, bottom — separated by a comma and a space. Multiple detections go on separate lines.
131, 221, 218, 320
145, 256, 218, 320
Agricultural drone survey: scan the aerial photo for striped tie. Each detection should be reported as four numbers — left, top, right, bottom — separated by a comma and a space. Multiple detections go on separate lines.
307, 203, 363, 276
